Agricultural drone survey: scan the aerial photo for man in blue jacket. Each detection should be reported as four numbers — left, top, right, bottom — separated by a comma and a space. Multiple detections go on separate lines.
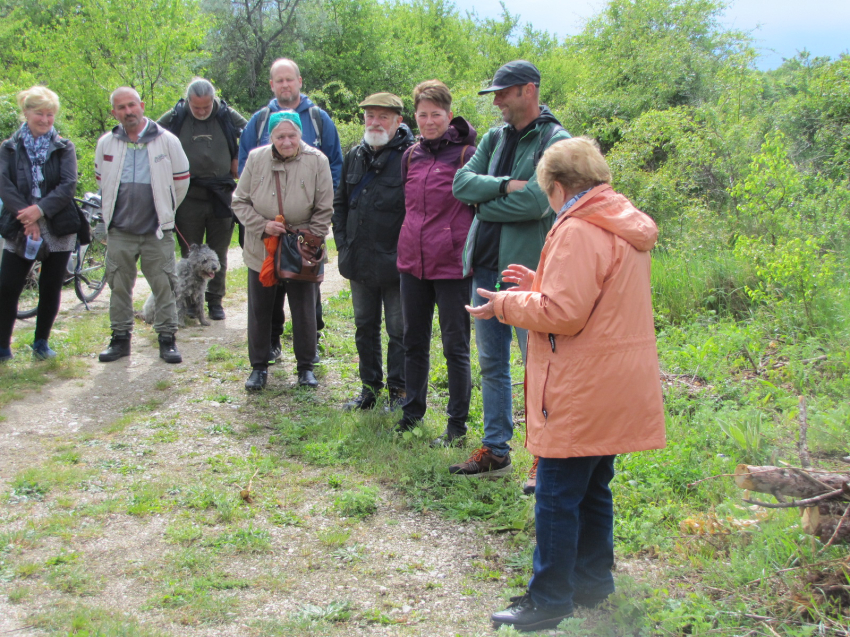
238, 58, 344, 363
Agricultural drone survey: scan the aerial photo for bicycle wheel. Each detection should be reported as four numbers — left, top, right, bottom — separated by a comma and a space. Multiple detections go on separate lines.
16, 261, 42, 319
74, 238, 107, 303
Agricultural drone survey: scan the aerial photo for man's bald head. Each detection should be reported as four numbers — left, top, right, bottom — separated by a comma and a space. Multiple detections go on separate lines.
110, 86, 141, 108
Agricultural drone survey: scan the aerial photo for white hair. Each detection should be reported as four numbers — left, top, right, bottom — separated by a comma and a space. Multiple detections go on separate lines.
186, 78, 216, 101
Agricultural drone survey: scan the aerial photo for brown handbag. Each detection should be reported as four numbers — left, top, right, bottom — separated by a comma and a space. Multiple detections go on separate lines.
273, 172, 325, 283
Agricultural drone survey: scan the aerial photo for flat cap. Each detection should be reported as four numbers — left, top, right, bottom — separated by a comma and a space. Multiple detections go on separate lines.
359, 92, 404, 113
478, 60, 541, 94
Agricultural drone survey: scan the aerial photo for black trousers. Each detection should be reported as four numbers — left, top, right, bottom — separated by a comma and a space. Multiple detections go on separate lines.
247, 268, 317, 371
399, 273, 472, 432
0, 249, 71, 348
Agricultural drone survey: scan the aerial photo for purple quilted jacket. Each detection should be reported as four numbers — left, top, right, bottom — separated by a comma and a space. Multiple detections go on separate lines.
398, 117, 477, 280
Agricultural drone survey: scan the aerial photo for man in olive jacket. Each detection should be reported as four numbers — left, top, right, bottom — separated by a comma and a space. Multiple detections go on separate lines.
332, 93, 415, 412
451, 60, 571, 477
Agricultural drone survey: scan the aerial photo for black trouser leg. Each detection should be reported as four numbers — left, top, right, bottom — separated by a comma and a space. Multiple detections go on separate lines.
34, 251, 72, 342
281, 279, 318, 372
246, 268, 278, 369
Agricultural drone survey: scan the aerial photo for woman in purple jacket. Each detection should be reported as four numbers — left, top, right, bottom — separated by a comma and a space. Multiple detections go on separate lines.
396, 80, 477, 446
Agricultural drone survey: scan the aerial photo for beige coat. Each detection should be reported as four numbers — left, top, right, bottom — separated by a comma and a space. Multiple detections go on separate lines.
491, 184, 666, 458
232, 142, 334, 272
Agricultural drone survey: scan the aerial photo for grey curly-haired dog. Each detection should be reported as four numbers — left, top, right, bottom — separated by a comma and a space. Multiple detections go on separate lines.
141, 244, 221, 326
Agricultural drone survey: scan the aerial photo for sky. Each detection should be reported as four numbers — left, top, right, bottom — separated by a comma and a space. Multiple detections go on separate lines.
452, 0, 850, 70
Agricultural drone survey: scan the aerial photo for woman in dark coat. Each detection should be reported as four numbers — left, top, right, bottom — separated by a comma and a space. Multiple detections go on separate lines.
0, 86, 79, 361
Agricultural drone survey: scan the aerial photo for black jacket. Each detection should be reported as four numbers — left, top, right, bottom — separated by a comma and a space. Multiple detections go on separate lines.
332, 124, 415, 285
0, 130, 79, 240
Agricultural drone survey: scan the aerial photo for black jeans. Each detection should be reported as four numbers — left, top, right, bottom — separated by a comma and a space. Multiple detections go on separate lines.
247, 268, 317, 371
399, 273, 471, 431
350, 279, 404, 391
0, 249, 71, 348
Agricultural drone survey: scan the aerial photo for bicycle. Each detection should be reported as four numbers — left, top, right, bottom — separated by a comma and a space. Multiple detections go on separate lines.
15, 192, 108, 319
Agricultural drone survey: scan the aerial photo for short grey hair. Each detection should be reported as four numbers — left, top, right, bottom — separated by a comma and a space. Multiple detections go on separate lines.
186, 78, 216, 101
110, 87, 141, 108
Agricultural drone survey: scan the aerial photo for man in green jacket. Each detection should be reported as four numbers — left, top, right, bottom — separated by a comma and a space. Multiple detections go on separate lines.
451, 60, 571, 478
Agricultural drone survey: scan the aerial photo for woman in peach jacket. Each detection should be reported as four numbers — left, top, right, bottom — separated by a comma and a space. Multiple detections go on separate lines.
468, 137, 666, 632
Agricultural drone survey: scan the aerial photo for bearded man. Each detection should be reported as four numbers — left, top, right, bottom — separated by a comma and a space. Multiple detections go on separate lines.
332, 93, 415, 412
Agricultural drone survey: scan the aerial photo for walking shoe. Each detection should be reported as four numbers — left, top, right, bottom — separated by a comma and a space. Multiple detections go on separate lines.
0, 346, 12, 362
157, 333, 182, 364
430, 428, 466, 448
449, 447, 512, 477
99, 332, 131, 362
394, 416, 418, 434
245, 368, 267, 391
298, 370, 318, 388
384, 386, 406, 412
312, 352, 321, 364
31, 339, 57, 360
343, 386, 378, 411
208, 303, 225, 321
523, 456, 539, 495
268, 343, 282, 365
491, 592, 572, 631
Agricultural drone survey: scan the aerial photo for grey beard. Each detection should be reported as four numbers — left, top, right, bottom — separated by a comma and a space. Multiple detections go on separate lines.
364, 128, 390, 147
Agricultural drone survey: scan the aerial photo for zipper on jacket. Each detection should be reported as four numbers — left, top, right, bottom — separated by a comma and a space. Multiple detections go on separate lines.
548, 334, 556, 353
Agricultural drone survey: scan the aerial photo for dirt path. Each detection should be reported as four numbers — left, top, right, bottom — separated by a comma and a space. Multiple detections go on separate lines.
0, 251, 540, 636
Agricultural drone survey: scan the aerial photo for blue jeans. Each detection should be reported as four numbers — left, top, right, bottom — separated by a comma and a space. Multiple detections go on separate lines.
473, 267, 527, 456
350, 279, 404, 391
529, 455, 616, 611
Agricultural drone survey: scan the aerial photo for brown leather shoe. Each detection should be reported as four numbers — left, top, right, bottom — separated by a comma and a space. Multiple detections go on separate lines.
523, 456, 539, 495
449, 447, 512, 477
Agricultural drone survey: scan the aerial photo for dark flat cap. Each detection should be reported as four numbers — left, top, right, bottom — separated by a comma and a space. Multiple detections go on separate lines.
478, 60, 541, 94
359, 92, 404, 112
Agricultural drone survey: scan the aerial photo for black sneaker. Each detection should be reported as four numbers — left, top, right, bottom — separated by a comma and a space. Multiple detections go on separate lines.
99, 332, 131, 362
157, 333, 182, 364
245, 368, 267, 391
298, 370, 318, 388
430, 428, 467, 448
343, 386, 378, 411
268, 342, 282, 365
208, 303, 225, 321
384, 386, 406, 412
449, 447, 512, 477
491, 592, 572, 631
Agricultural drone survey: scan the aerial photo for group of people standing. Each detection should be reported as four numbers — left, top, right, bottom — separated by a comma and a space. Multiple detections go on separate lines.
0, 58, 666, 631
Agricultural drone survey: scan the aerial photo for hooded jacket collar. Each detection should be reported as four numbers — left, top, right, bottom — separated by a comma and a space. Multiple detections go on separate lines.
267, 94, 316, 115
420, 116, 477, 152
112, 118, 163, 144
563, 184, 658, 252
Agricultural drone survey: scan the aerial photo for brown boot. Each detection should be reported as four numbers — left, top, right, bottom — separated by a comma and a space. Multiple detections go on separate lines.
449, 447, 512, 477
523, 456, 539, 495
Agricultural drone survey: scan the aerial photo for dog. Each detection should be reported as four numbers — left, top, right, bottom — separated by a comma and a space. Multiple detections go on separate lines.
141, 244, 221, 326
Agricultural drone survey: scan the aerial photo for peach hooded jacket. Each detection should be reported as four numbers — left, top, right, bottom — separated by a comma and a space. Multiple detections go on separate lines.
491, 184, 666, 458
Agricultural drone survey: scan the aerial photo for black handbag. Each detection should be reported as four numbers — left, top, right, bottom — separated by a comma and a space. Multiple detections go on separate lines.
272, 172, 325, 283
75, 201, 91, 246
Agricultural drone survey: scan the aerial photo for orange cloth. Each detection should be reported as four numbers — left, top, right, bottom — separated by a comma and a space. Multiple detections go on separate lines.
258, 215, 285, 287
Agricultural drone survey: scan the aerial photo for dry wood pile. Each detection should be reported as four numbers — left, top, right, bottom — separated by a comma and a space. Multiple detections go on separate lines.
734, 465, 850, 545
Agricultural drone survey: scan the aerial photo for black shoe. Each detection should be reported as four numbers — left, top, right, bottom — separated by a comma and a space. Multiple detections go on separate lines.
268, 343, 282, 365
245, 369, 267, 391
208, 303, 225, 321
312, 352, 321, 364
343, 386, 378, 411
394, 417, 418, 434
430, 428, 466, 448
99, 332, 131, 362
298, 370, 318, 388
384, 386, 406, 412
491, 593, 572, 632
158, 333, 182, 364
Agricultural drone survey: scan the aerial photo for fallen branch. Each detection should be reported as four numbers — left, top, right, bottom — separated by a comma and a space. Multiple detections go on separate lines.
821, 503, 850, 550
743, 488, 846, 508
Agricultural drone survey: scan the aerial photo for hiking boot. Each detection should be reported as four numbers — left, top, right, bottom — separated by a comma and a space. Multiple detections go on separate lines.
523, 456, 539, 495
343, 386, 378, 411
491, 592, 572, 631
384, 386, 406, 412
32, 339, 57, 360
208, 302, 225, 321
268, 342, 282, 365
99, 332, 131, 362
449, 447, 512, 477
430, 428, 467, 448
298, 370, 318, 388
157, 333, 182, 364
0, 346, 12, 362
245, 368, 267, 391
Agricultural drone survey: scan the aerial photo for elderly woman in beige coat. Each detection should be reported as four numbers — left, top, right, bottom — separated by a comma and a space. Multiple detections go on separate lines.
468, 137, 666, 632
233, 111, 333, 391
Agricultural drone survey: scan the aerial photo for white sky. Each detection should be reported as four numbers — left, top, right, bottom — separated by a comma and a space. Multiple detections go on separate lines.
454, 0, 850, 69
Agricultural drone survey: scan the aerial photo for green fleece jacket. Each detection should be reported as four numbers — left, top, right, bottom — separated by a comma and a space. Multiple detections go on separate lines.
452, 108, 570, 280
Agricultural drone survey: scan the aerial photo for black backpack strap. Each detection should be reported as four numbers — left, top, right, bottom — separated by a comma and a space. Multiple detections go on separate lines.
533, 124, 565, 167
309, 106, 323, 148
217, 101, 240, 160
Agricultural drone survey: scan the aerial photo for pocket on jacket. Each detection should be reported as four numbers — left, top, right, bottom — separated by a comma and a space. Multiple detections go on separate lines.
527, 358, 550, 427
